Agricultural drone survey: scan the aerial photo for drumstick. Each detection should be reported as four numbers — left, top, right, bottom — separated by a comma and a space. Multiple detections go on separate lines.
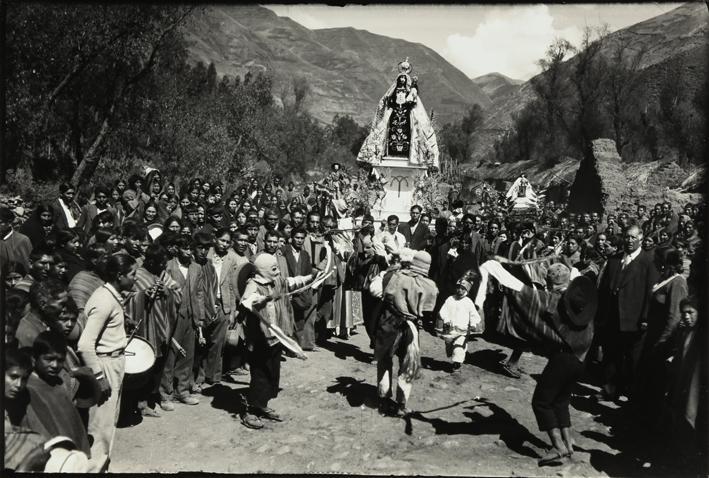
171, 338, 187, 357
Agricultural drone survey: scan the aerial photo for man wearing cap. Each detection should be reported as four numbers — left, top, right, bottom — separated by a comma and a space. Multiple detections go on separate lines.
477, 260, 597, 466
1, 206, 32, 270
373, 249, 438, 417
597, 224, 659, 402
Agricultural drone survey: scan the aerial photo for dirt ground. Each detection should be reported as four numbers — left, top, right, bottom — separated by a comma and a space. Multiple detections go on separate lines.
111, 327, 649, 476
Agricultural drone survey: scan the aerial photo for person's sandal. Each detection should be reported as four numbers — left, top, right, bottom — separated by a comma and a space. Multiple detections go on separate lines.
500, 362, 522, 379
240, 412, 264, 429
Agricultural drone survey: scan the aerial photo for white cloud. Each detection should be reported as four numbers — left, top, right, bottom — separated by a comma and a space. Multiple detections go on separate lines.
445, 5, 583, 80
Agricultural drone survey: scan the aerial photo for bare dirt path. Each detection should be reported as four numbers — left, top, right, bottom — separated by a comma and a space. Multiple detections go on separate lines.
111, 327, 639, 475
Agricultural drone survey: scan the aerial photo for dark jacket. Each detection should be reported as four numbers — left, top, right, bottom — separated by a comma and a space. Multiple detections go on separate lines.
599, 250, 659, 332
399, 221, 431, 251
283, 246, 313, 310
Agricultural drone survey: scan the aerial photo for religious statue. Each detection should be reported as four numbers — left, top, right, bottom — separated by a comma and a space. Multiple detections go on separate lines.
357, 58, 440, 168
506, 174, 539, 213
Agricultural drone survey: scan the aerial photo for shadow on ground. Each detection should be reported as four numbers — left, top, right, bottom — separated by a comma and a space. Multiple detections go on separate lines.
405, 399, 548, 459
319, 339, 373, 364
325, 376, 379, 409
464, 348, 510, 375
201, 383, 249, 415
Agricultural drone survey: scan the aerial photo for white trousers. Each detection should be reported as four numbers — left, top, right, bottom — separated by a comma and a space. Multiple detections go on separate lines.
87, 355, 125, 471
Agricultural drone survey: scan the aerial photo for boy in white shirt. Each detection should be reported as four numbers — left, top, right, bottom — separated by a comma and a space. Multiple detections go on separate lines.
438, 279, 481, 372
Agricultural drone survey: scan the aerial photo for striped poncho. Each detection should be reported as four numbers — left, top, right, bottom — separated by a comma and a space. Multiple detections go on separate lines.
125, 267, 182, 357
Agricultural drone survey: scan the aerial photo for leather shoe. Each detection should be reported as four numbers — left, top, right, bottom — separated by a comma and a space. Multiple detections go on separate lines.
241, 412, 264, 429
255, 407, 283, 422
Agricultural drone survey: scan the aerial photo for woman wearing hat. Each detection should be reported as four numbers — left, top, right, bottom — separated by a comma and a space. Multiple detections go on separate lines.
477, 260, 597, 466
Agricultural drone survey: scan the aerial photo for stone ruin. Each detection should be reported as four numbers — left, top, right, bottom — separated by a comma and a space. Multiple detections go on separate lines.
568, 138, 703, 215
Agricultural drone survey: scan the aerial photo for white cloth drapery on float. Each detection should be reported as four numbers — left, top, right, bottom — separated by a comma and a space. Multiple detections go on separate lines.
506, 175, 539, 212
356, 59, 440, 169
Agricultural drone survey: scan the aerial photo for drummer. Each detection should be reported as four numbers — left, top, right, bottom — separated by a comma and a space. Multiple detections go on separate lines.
77, 253, 138, 472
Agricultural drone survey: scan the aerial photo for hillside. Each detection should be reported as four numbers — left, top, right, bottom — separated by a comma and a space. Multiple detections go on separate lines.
183, 5, 491, 126
471, 2, 708, 164
471, 73, 523, 101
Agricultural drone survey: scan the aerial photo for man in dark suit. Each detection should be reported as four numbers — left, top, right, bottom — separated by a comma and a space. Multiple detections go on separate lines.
76, 185, 116, 237
283, 227, 315, 350
52, 183, 81, 231
398, 205, 431, 251
597, 224, 659, 401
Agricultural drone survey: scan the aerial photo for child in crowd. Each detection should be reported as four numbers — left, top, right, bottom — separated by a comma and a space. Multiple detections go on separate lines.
437, 278, 481, 372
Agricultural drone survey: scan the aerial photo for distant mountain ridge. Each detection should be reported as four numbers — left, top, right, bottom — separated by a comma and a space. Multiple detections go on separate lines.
471, 2, 708, 164
183, 5, 491, 126
472, 73, 523, 101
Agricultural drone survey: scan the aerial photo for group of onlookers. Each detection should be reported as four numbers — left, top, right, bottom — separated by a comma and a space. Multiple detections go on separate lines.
1, 165, 705, 473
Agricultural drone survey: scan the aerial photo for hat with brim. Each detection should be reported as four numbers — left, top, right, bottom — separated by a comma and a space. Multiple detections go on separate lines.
45, 448, 89, 472
561, 276, 598, 327
72, 367, 103, 408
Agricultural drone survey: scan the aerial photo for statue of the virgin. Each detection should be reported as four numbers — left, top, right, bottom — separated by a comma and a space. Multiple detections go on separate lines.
357, 58, 440, 168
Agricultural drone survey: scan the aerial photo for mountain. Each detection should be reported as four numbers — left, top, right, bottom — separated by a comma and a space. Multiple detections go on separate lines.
182, 5, 491, 126
471, 73, 523, 101
471, 2, 708, 164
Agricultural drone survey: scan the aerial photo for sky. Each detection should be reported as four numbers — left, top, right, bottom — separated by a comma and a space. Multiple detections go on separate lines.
264, 3, 682, 80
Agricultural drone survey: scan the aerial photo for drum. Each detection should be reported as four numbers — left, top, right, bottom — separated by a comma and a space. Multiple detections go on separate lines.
124, 336, 156, 375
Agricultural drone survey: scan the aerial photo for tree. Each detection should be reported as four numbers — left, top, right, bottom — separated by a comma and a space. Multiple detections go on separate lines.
528, 39, 576, 165
600, 35, 647, 156
330, 114, 368, 157
439, 104, 483, 164
5, 4, 197, 185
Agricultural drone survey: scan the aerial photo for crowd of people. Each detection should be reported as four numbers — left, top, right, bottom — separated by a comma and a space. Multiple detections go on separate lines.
1, 164, 706, 473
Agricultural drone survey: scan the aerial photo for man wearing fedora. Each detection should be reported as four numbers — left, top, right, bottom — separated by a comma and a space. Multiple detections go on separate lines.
477, 260, 597, 466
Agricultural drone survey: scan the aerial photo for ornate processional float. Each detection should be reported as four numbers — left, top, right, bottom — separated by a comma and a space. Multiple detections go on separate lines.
356, 58, 440, 223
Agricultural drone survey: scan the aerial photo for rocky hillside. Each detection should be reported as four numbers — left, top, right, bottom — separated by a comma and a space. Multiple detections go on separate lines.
471, 73, 523, 101
471, 2, 708, 164
183, 5, 491, 126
